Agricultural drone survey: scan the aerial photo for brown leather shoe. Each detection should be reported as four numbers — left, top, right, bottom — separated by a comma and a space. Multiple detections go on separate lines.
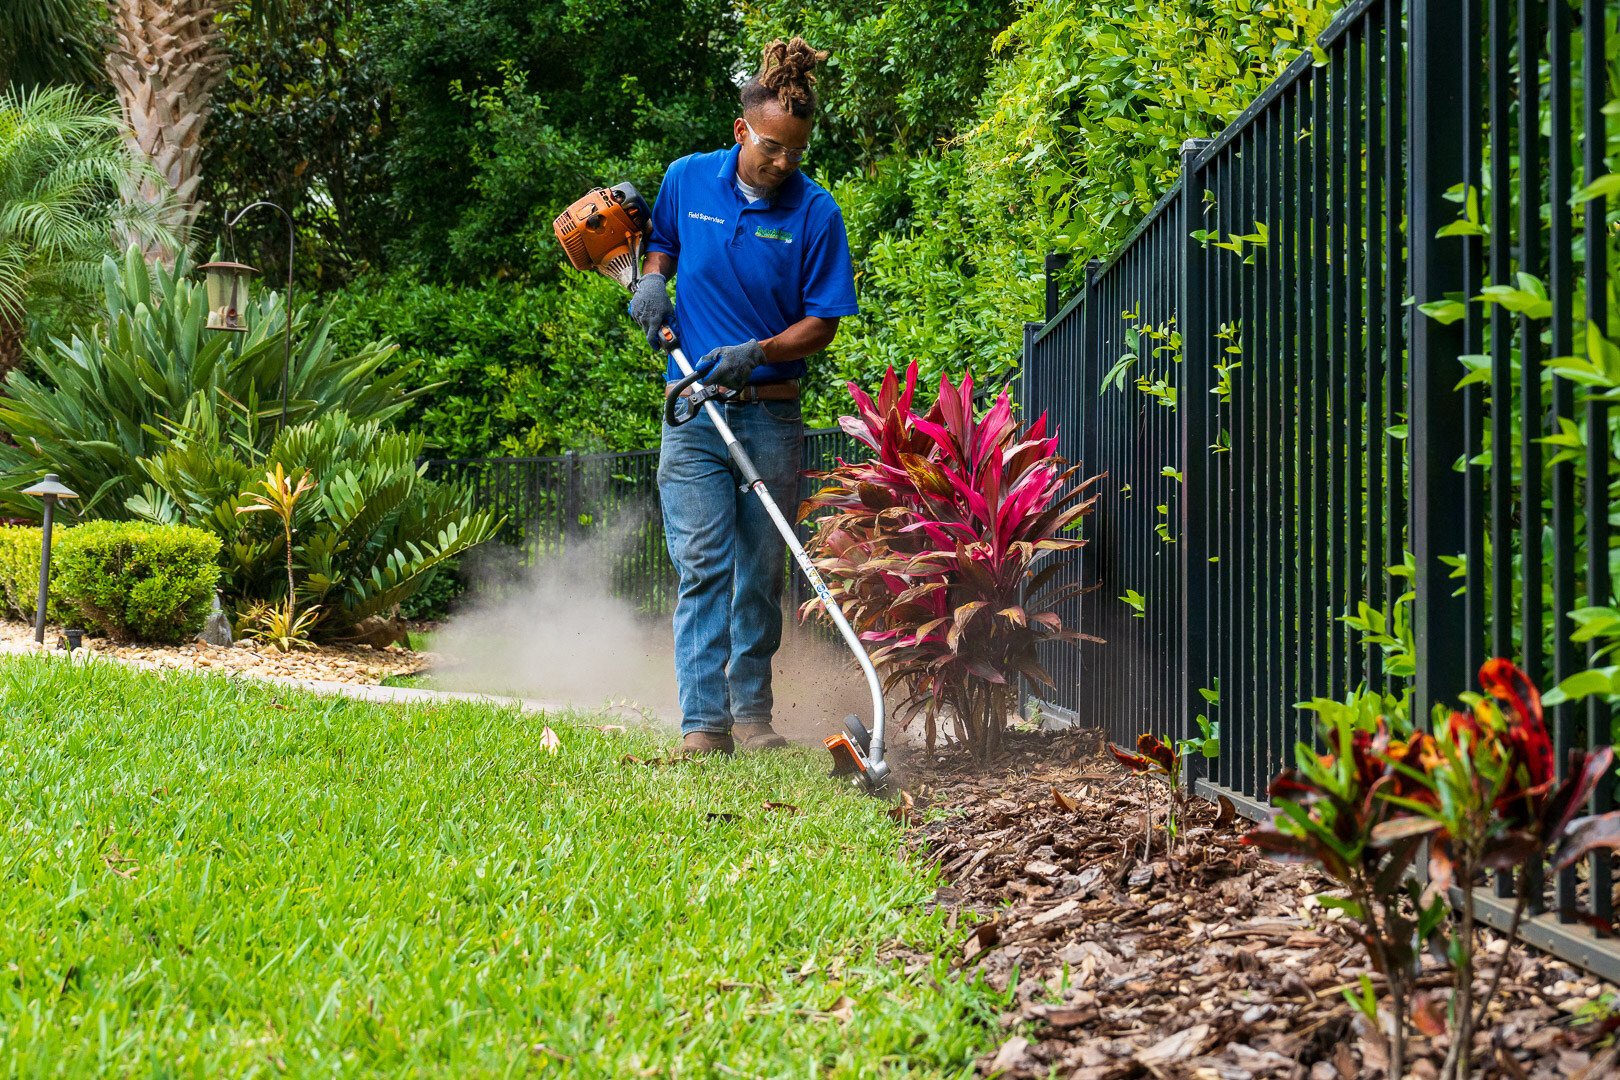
733, 720, 788, 750
680, 730, 735, 756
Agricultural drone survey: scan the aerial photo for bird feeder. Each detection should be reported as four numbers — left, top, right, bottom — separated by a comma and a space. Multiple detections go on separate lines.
20, 473, 78, 645
197, 261, 258, 332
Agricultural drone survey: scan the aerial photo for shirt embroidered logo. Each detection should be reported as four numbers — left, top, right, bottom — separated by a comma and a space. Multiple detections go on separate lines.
687, 211, 726, 225
754, 226, 794, 244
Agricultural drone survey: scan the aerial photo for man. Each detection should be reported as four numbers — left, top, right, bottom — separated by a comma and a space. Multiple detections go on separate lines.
631, 38, 857, 755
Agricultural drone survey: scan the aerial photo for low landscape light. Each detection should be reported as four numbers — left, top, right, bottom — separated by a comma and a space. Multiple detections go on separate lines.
20, 474, 78, 646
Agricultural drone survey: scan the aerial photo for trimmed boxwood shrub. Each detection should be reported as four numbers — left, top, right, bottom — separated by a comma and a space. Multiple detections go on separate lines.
0, 525, 63, 622
54, 521, 222, 643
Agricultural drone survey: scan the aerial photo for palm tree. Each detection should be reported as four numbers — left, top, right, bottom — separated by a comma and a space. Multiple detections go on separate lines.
0, 85, 179, 378
105, 0, 228, 256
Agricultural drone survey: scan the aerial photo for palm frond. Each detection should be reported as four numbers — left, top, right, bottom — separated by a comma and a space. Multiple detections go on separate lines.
0, 87, 182, 349
0, 0, 108, 92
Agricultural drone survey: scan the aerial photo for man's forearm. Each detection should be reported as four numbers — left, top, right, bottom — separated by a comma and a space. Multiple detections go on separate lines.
642, 252, 677, 279
761, 316, 839, 365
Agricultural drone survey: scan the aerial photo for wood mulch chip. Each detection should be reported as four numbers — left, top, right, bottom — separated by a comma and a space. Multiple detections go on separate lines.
892, 728, 1619, 1080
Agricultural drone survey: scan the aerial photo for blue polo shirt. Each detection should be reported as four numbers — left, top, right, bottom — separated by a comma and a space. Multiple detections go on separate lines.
647, 145, 859, 385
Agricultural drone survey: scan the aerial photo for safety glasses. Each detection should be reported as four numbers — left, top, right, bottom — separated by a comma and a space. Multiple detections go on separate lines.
743, 119, 809, 165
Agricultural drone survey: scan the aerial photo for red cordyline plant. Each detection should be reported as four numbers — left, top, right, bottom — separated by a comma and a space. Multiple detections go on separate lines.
1249, 663, 1620, 1080
799, 362, 1101, 760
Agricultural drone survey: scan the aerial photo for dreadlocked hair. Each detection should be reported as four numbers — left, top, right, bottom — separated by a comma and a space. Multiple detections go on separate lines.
740, 37, 828, 119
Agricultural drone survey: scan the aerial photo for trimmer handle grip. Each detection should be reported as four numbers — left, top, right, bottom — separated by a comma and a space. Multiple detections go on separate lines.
664, 368, 704, 427
664, 371, 738, 427
660, 327, 737, 427
659, 326, 695, 427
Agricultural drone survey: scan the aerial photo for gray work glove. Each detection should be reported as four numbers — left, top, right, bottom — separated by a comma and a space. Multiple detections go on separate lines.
700, 339, 765, 389
629, 273, 673, 350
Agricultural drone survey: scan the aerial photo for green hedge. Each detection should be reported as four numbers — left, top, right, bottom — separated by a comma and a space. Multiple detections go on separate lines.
53, 521, 222, 643
329, 272, 665, 458
0, 525, 62, 622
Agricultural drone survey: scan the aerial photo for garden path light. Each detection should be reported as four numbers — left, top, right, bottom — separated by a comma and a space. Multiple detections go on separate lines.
20, 474, 77, 645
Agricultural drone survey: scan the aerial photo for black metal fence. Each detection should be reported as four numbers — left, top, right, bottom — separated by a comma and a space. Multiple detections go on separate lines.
1021, 0, 1619, 977
423, 428, 857, 619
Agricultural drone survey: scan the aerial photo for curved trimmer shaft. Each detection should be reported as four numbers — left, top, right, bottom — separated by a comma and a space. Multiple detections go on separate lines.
658, 327, 889, 790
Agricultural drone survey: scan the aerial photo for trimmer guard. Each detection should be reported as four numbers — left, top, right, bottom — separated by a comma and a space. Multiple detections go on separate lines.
826, 715, 889, 791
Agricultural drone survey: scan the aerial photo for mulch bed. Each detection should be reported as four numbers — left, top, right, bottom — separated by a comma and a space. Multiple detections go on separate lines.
894, 729, 1619, 1079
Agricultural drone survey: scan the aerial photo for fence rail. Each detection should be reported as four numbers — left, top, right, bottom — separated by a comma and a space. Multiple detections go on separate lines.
1021, 0, 1620, 978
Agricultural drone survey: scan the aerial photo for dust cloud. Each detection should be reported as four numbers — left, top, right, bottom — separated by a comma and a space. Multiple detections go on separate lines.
429, 521, 874, 744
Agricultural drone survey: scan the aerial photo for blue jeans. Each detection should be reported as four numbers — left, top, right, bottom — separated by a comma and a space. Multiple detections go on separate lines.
658, 398, 804, 735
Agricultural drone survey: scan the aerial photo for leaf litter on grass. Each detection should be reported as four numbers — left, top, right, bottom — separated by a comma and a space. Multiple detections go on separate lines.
897, 729, 1620, 1080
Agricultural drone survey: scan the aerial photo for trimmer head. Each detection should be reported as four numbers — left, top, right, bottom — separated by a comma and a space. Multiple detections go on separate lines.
826, 714, 889, 792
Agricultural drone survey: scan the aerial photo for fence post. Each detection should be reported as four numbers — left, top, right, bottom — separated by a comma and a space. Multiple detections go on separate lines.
1045, 253, 1073, 324
1079, 257, 1105, 727
1082, 258, 1106, 501
1020, 319, 1042, 723
1021, 321, 1042, 420
1179, 138, 1213, 759
563, 450, 583, 543
1408, 0, 1472, 721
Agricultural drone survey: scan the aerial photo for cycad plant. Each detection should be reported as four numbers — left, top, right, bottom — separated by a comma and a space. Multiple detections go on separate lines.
0, 86, 177, 377
0, 247, 418, 518
800, 362, 1100, 760
130, 408, 501, 641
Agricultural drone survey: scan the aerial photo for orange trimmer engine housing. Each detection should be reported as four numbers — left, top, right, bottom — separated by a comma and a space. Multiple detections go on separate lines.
552, 182, 653, 289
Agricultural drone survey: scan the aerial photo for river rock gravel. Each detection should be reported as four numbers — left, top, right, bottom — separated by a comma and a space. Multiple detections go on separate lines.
0, 618, 428, 685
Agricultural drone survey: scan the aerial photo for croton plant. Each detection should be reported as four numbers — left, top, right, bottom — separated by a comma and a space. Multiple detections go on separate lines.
798, 362, 1100, 760
1248, 661, 1620, 1080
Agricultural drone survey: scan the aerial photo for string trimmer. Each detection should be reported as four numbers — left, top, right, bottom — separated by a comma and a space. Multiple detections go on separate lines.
553, 183, 889, 791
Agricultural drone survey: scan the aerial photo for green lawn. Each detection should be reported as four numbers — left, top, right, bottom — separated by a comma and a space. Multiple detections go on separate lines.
0, 656, 999, 1076
379, 671, 436, 690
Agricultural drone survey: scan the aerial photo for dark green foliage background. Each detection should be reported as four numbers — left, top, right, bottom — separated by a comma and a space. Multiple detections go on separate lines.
126, 1, 1343, 454
328, 271, 666, 457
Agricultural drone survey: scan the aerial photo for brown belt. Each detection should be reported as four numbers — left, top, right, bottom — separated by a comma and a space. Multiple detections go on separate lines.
666, 379, 799, 402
